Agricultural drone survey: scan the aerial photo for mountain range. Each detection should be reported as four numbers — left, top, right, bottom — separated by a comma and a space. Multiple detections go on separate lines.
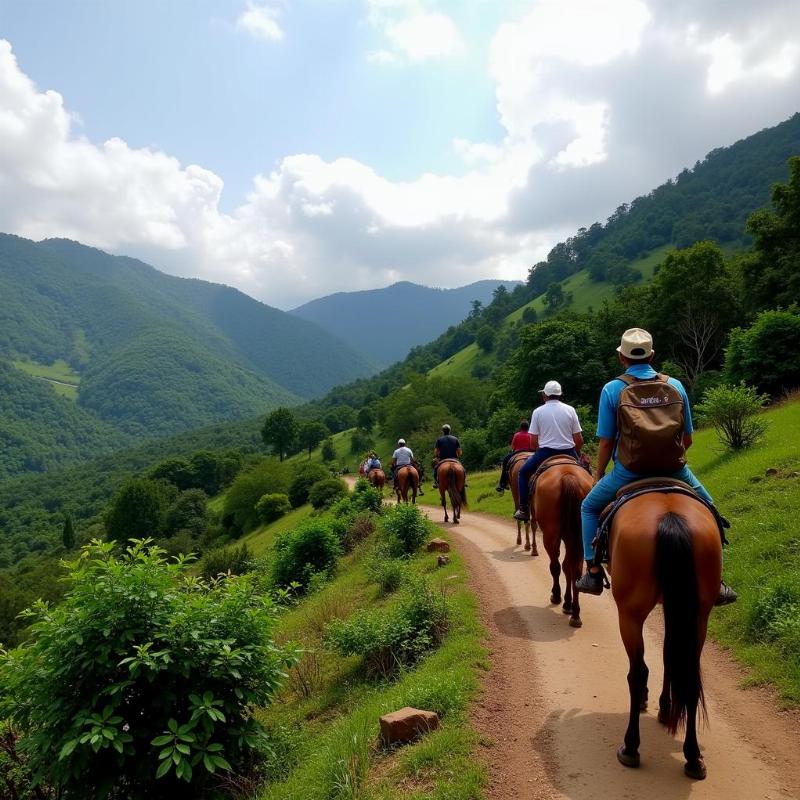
291, 279, 520, 365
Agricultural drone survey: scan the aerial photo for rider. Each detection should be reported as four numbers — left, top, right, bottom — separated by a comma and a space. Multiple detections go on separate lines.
431, 424, 461, 489
391, 438, 414, 484
513, 381, 584, 522
364, 451, 381, 477
496, 420, 534, 493
574, 328, 737, 605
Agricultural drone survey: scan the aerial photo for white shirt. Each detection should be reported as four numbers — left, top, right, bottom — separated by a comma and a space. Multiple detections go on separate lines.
393, 446, 413, 465
530, 400, 582, 450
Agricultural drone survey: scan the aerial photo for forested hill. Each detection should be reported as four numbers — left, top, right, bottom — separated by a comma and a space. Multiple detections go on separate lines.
0, 235, 376, 443
291, 279, 520, 365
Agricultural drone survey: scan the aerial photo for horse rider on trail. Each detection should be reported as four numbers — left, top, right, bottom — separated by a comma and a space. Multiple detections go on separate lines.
496, 420, 534, 493
432, 424, 461, 489
574, 327, 737, 605
391, 439, 424, 495
364, 451, 381, 476
513, 381, 585, 523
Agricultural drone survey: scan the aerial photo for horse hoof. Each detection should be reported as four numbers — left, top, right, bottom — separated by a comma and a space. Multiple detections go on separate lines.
516, 537, 522, 546
561, 603, 572, 614
684, 759, 707, 780
531, 549, 539, 557
524, 543, 531, 551
550, 594, 561, 605
639, 701, 648, 713
657, 709, 669, 726
616, 745, 640, 769
569, 616, 582, 628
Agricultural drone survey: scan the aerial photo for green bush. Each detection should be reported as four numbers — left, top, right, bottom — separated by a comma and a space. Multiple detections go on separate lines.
366, 550, 407, 595
256, 493, 291, 524
324, 576, 448, 678
349, 479, 384, 514
223, 460, 292, 534
200, 542, 254, 579
725, 309, 800, 397
459, 428, 489, 471
0, 540, 295, 798
288, 463, 329, 509
696, 383, 769, 450
379, 504, 429, 557
105, 477, 177, 541
164, 489, 209, 539
271, 520, 342, 590
321, 438, 336, 463
308, 477, 348, 510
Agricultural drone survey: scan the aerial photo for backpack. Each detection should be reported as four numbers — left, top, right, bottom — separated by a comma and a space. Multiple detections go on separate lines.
615, 373, 686, 473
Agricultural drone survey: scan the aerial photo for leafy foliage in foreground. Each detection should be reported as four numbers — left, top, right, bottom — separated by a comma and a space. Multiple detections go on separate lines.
0, 540, 296, 799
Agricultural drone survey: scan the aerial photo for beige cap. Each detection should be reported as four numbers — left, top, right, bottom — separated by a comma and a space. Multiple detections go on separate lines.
617, 328, 654, 359
539, 380, 563, 396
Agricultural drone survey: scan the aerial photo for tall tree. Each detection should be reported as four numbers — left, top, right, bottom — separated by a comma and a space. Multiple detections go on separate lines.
261, 407, 299, 461
62, 513, 75, 550
298, 421, 329, 458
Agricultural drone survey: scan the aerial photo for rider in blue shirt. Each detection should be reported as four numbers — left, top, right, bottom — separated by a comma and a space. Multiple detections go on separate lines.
575, 328, 736, 605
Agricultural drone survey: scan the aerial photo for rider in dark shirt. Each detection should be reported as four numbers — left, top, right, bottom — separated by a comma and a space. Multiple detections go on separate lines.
432, 424, 462, 488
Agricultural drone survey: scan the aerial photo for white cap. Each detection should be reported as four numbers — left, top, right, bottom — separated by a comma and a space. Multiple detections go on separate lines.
539, 380, 562, 396
617, 328, 654, 359
397, 438, 406, 446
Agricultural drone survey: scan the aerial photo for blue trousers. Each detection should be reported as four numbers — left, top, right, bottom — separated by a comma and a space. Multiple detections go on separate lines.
517, 447, 578, 511
580, 463, 714, 561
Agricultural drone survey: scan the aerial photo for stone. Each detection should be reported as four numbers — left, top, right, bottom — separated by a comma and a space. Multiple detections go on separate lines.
427, 538, 450, 553
379, 707, 440, 745
437, 555, 450, 567
765, 467, 779, 477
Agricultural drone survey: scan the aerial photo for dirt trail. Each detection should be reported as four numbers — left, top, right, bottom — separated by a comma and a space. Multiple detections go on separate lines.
419, 504, 800, 800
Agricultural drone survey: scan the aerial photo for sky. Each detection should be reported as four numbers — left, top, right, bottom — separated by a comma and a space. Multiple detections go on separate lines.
1, 1, 799, 309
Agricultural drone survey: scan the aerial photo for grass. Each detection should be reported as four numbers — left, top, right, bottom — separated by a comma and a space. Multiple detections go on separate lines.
287, 427, 398, 474
12, 358, 81, 400
429, 246, 670, 380
461, 400, 800, 706
254, 516, 487, 800
241, 504, 315, 557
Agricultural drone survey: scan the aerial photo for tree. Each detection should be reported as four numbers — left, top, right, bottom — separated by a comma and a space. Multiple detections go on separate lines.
476, 324, 496, 353
261, 407, 299, 461
147, 458, 194, 490
105, 478, 175, 542
321, 438, 337, 463
61, 513, 75, 550
544, 282, 565, 311
164, 489, 209, 539
323, 405, 356, 434
356, 406, 375, 432
697, 383, 768, 450
298, 421, 329, 458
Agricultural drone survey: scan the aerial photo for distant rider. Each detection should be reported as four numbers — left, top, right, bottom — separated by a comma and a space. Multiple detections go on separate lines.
364, 451, 381, 477
432, 424, 462, 489
513, 381, 584, 522
574, 328, 736, 605
391, 439, 413, 484
496, 420, 534, 493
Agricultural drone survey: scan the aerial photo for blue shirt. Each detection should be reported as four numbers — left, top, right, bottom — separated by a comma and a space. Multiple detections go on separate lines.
596, 363, 693, 442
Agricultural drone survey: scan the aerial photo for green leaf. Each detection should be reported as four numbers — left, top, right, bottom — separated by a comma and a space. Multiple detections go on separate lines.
156, 758, 172, 779
58, 739, 78, 759
151, 734, 173, 746
212, 755, 232, 771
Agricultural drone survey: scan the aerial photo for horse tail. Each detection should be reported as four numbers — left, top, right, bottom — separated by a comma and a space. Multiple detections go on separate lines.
460, 466, 468, 508
448, 465, 467, 508
656, 511, 705, 735
559, 472, 582, 555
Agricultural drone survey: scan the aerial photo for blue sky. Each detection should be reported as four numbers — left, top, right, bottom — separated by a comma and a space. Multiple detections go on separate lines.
1, 1, 799, 308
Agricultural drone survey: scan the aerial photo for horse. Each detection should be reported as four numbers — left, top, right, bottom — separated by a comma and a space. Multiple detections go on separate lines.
610, 493, 722, 780
437, 460, 467, 523
394, 464, 419, 504
534, 461, 592, 626
367, 468, 385, 493
508, 451, 536, 554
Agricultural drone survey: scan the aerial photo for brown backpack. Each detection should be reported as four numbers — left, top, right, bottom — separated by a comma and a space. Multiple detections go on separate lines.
615, 373, 686, 473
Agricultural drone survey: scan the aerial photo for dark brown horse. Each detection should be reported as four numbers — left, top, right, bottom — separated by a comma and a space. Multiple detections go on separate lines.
437, 460, 467, 523
610, 493, 721, 780
508, 451, 536, 554
534, 462, 592, 626
394, 465, 419, 504
367, 468, 385, 492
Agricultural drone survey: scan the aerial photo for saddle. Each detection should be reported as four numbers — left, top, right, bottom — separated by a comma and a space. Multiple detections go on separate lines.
592, 479, 729, 567
508, 450, 534, 474
526, 454, 580, 495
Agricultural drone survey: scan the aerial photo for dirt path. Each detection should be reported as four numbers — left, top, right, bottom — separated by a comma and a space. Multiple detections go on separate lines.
421, 506, 800, 800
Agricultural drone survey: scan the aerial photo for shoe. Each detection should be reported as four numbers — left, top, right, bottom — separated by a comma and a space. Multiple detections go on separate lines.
418, 489, 424, 496
495, 484, 505, 494
513, 509, 530, 522
576, 570, 604, 596
432, 482, 438, 489
715, 581, 737, 606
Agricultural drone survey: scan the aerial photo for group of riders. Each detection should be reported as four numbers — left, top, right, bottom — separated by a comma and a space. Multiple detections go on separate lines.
361, 327, 736, 607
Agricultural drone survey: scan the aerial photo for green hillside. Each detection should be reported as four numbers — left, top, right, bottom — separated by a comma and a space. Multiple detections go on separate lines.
0, 234, 377, 453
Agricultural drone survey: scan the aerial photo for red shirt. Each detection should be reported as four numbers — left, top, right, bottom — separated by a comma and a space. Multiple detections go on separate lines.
511, 431, 534, 451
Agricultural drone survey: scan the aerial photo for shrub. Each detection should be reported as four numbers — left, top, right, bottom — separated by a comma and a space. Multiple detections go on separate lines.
223, 460, 292, 534
200, 542, 254, 579
256, 493, 290, 524
271, 520, 342, 590
380, 504, 429, 557
349, 479, 384, 514
459, 428, 489, 471
696, 383, 769, 450
288, 463, 329, 508
324, 576, 448, 678
308, 477, 348, 510
0, 540, 295, 798
164, 489, 209, 539
321, 438, 336, 463
366, 550, 406, 595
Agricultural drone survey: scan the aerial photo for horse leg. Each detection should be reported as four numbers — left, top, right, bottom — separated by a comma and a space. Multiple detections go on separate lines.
529, 509, 539, 557
545, 535, 561, 605
684, 621, 708, 780
658, 652, 670, 725
441, 493, 448, 523
516, 519, 523, 547
617, 614, 646, 768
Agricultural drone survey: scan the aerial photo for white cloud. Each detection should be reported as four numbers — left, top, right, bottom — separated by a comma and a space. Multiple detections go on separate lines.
366, 1, 462, 63
236, 1, 284, 42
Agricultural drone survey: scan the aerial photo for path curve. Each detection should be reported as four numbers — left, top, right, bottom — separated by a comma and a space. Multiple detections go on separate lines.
427, 507, 800, 800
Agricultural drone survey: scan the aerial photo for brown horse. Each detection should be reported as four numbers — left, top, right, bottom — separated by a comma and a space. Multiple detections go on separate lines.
367, 468, 385, 492
534, 463, 592, 626
437, 460, 467, 523
610, 493, 721, 780
394, 465, 419, 504
508, 451, 536, 553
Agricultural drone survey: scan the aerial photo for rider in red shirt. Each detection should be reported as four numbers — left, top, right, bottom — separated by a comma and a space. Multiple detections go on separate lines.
496, 421, 534, 493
